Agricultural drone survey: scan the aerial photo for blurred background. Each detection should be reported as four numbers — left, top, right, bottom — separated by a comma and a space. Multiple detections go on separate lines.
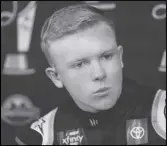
1, 1, 166, 145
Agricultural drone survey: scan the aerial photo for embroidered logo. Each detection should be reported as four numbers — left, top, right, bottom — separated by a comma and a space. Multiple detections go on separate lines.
130, 126, 145, 139
57, 128, 87, 145
89, 119, 98, 127
126, 118, 148, 145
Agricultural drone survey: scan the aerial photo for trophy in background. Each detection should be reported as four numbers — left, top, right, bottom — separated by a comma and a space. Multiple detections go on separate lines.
2, 1, 37, 75
158, 50, 166, 73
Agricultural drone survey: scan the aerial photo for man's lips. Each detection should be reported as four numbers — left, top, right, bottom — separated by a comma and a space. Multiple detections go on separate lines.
93, 87, 110, 96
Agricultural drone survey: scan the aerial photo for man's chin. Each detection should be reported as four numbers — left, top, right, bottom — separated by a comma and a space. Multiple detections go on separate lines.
94, 99, 118, 111
97, 104, 114, 111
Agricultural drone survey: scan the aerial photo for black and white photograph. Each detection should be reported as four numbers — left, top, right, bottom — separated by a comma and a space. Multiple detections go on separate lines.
1, 1, 166, 145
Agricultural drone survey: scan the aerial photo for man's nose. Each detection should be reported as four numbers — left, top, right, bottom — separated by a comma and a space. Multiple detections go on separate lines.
91, 61, 106, 82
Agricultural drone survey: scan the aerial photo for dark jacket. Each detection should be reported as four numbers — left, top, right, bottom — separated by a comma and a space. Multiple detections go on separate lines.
15, 78, 166, 145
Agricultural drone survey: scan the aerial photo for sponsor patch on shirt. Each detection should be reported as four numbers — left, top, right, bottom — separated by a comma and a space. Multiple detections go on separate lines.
57, 128, 87, 145
126, 118, 148, 145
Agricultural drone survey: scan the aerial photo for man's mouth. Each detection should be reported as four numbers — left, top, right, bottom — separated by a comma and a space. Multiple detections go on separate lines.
93, 87, 110, 97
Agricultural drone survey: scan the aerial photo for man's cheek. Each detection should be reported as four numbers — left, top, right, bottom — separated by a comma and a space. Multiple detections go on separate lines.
106, 72, 122, 84
105, 62, 121, 75
66, 77, 84, 89
66, 70, 83, 79
106, 70, 121, 82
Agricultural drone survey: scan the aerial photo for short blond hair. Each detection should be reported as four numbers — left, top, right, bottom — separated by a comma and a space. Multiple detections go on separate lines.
41, 3, 115, 66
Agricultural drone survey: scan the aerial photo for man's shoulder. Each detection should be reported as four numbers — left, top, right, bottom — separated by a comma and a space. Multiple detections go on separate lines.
15, 107, 58, 145
122, 77, 165, 116
122, 77, 157, 97
151, 89, 166, 140
121, 77, 166, 141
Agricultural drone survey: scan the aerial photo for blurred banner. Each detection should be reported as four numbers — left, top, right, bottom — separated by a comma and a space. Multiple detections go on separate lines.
1, 1, 166, 144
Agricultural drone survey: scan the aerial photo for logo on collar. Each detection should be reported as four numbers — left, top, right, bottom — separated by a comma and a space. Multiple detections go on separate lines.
89, 119, 98, 127
57, 128, 87, 145
126, 118, 148, 145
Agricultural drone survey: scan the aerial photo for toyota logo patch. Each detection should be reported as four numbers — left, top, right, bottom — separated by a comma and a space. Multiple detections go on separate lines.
130, 126, 145, 139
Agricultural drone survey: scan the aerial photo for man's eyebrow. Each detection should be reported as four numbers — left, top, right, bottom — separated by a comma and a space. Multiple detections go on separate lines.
99, 48, 117, 56
67, 57, 89, 66
75, 58, 89, 62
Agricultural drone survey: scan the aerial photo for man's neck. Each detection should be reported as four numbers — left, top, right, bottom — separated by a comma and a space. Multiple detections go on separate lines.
72, 99, 100, 114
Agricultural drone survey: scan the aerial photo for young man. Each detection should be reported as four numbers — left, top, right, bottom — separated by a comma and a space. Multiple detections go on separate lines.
15, 4, 166, 145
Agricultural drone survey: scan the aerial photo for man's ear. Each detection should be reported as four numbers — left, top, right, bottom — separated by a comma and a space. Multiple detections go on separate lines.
45, 67, 63, 88
118, 45, 124, 68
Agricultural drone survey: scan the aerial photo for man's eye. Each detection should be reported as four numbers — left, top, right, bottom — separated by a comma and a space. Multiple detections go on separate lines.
74, 62, 85, 69
102, 53, 113, 60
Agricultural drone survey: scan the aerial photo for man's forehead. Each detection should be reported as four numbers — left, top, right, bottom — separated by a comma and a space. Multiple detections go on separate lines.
50, 43, 117, 67
49, 34, 116, 56
48, 22, 117, 63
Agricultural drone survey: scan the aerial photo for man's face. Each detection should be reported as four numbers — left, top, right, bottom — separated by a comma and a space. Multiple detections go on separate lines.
48, 23, 123, 113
